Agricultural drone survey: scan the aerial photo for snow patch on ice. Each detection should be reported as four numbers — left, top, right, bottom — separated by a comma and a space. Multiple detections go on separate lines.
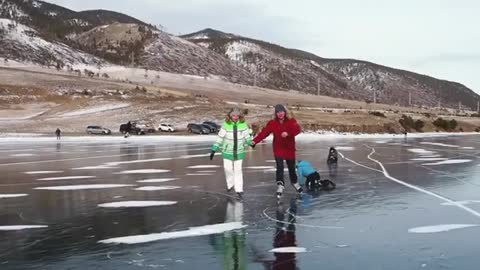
105, 158, 172, 166
442, 200, 480, 206
35, 184, 134, 191
418, 155, 442, 158
422, 159, 472, 166
269, 247, 307, 253
409, 224, 479, 233
410, 158, 448, 161
408, 149, 436, 155
246, 166, 275, 170
10, 153, 37, 157
25, 171, 63, 175
135, 186, 180, 191
335, 146, 355, 151
187, 165, 220, 169
98, 222, 247, 244
0, 225, 48, 231
136, 178, 178, 183
37, 176, 96, 181
186, 173, 213, 176
73, 166, 118, 170
0, 194, 28, 199
179, 153, 212, 159
98, 201, 177, 208
420, 142, 459, 148
462, 147, 475, 150
115, 169, 170, 174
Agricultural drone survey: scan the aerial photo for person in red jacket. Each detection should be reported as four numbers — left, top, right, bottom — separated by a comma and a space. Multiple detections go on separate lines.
252, 104, 302, 198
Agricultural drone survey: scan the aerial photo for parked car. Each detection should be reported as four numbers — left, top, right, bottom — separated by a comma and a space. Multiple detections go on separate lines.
158, 123, 175, 132
136, 123, 156, 133
202, 122, 220, 133
119, 121, 145, 135
187, 123, 210, 134
201, 123, 217, 133
86, 126, 111, 135
203, 121, 220, 131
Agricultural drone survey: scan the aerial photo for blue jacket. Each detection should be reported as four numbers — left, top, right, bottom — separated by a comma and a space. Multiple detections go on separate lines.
297, 160, 317, 185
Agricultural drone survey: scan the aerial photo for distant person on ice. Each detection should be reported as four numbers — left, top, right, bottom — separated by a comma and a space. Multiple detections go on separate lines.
211, 108, 253, 199
252, 104, 302, 198
55, 128, 61, 140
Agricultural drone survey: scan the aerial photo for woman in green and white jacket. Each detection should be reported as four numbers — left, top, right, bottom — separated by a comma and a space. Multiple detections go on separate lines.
210, 108, 252, 199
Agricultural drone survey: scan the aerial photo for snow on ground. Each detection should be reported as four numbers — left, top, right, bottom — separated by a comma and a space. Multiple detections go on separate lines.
408, 224, 479, 233
60, 103, 130, 117
0, 111, 47, 121
310, 60, 321, 68
98, 222, 247, 244
225, 41, 262, 61
0, 19, 100, 65
98, 201, 177, 208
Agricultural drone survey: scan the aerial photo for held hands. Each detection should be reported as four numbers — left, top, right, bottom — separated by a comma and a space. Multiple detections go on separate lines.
281, 132, 288, 138
209, 151, 215, 160
251, 142, 256, 148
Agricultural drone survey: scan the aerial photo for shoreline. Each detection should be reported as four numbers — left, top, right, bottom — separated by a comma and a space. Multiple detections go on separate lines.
0, 131, 478, 143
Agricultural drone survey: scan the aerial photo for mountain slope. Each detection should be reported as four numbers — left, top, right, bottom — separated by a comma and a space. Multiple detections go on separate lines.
0, 18, 104, 67
72, 23, 253, 83
0, 0, 149, 39
182, 29, 479, 109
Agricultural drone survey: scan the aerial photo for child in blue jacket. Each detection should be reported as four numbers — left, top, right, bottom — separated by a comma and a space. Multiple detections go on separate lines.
297, 160, 336, 190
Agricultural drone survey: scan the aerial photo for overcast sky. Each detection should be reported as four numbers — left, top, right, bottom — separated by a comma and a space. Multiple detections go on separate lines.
48, 0, 480, 92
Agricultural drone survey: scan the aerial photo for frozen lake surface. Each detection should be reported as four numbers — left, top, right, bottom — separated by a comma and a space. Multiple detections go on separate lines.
1, 135, 480, 269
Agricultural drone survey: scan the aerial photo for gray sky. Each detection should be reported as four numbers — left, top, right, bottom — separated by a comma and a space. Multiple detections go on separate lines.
48, 0, 480, 92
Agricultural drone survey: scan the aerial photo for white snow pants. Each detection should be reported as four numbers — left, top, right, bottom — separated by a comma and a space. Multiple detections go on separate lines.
223, 159, 244, 193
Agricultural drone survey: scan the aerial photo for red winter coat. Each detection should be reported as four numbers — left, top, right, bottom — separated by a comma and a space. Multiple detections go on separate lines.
253, 117, 301, 160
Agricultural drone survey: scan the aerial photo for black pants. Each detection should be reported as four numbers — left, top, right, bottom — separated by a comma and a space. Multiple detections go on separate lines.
275, 157, 297, 185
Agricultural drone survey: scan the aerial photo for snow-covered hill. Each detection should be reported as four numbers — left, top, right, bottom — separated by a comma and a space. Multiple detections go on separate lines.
0, 18, 104, 68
